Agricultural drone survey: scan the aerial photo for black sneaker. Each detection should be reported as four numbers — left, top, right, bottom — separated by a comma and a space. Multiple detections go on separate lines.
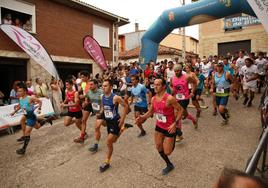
17, 136, 25, 142
89, 144, 98, 153
247, 101, 252, 107
16, 148, 26, 155
99, 162, 110, 173
124, 123, 133, 129
162, 163, 174, 175
243, 97, 249, 105
138, 131, 146, 137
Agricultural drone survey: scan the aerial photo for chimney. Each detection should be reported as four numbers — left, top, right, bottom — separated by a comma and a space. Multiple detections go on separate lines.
135, 23, 139, 32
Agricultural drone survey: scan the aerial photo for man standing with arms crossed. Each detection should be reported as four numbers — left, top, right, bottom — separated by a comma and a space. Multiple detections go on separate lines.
136, 77, 183, 175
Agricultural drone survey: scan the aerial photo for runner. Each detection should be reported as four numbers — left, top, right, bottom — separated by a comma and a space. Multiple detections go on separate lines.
10, 83, 52, 155
194, 67, 206, 110
256, 52, 268, 93
85, 79, 104, 153
61, 79, 83, 142
170, 64, 198, 130
235, 50, 248, 96
136, 77, 183, 175
240, 58, 259, 107
99, 79, 132, 172
129, 75, 151, 137
210, 62, 232, 125
185, 64, 201, 118
200, 58, 211, 96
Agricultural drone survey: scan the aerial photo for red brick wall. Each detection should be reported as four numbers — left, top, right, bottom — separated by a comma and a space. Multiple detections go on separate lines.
0, 0, 113, 61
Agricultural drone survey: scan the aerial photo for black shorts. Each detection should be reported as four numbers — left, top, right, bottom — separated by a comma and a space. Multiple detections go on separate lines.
67, 111, 83, 119
155, 126, 176, 138
134, 106, 148, 114
97, 112, 105, 120
83, 103, 92, 112
106, 118, 120, 136
178, 99, 190, 110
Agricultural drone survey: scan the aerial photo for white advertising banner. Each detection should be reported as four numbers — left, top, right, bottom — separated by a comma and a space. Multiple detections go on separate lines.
0, 98, 55, 128
247, 0, 268, 33
0, 24, 59, 79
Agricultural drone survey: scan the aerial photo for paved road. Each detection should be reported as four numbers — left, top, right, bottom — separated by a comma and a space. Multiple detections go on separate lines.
0, 94, 263, 188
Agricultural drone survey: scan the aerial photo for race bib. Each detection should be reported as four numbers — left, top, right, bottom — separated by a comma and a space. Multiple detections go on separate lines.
92, 103, 100, 111
104, 110, 113, 119
216, 87, 224, 94
127, 87, 132, 91
113, 85, 118, 89
134, 97, 142, 103
155, 113, 167, 123
150, 84, 154, 89
176, 94, 185, 100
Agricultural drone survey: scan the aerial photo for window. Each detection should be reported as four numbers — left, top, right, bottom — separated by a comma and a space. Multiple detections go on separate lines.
0, 0, 36, 33
93, 24, 110, 48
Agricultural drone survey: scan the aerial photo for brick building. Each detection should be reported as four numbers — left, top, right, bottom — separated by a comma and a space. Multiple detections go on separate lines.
0, 0, 128, 99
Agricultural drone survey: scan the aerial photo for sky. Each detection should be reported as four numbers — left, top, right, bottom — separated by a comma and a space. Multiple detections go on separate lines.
83, 0, 199, 39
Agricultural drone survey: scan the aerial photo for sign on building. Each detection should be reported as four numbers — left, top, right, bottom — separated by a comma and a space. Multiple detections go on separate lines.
224, 16, 261, 30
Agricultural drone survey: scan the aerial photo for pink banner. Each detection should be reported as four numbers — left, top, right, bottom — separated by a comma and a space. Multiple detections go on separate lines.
83, 36, 107, 70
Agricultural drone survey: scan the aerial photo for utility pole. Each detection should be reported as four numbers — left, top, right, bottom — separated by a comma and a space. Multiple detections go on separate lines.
182, 0, 186, 63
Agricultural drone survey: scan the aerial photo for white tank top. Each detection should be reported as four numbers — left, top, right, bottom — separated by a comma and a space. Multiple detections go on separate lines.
166, 68, 175, 82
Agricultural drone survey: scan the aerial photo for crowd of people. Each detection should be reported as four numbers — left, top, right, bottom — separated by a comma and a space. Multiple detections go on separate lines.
2, 13, 32, 31
4, 49, 268, 177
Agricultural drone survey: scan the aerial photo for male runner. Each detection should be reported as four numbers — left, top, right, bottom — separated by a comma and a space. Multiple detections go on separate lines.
211, 62, 232, 125
10, 83, 52, 155
136, 77, 183, 175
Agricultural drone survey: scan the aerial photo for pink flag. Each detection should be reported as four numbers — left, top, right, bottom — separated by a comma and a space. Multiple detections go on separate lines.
83, 36, 108, 70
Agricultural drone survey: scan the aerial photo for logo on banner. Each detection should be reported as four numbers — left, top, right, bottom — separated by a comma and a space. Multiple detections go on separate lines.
83, 36, 108, 70
219, 0, 231, 7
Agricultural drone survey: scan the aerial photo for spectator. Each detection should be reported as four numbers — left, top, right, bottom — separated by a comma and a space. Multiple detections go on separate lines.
22, 20, 32, 31
10, 80, 20, 104
35, 78, 49, 98
2, 14, 12, 24
14, 18, 22, 28
50, 78, 63, 117
129, 62, 139, 76
0, 90, 4, 106
213, 168, 267, 188
26, 79, 35, 96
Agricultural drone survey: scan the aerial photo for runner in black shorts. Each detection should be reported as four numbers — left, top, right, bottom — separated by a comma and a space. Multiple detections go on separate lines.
136, 77, 183, 175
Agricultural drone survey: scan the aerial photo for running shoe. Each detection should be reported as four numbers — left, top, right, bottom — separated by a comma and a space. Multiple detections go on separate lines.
221, 119, 228, 126
138, 131, 146, 137
162, 163, 174, 175
88, 144, 98, 153
124, 123, 133, 129
16, 148, 26, 155
73, 137, 84, 143
99, 162, 110, 173
176, 136, 184, 142
247, 101, 252, 107
225, 110, 230, 119
17, 136, 25, 142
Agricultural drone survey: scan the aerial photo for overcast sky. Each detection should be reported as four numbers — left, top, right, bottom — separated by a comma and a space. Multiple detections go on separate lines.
83, 0, 199, 39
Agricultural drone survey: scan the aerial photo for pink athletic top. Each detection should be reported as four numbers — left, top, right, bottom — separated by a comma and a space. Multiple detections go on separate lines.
172, 75, 190, 101
153, 93, 175, 130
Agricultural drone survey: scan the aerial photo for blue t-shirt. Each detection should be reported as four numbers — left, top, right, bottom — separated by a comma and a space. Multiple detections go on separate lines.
131, 83, 148, 108
129, 68, 139, 76
197, 74, 206, 90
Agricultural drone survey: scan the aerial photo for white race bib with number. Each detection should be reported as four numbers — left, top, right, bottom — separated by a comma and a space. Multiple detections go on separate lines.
216, 87, 224, 94
127, 87, 132, 91
176, 94, 185, 100
155, 113, 167, 123
104, 110, 113, 119
92, 103, 100, 111
113, 85, 118, 89
150, 84, 154, 89
134, 97, 142, 103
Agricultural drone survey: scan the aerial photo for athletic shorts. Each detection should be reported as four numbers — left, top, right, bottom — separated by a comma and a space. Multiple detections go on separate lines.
67, 111, 83, 119
96, 112, 105, 120
178, 99, 190, 110
134, 106, 148, 114
243, 83, 256, 92
195, 89, 202, 96
106, 118, 120, 136
83, 103, 92, 112
155, 126, 176, 138
25, 113, 37, 127
215, 96, 229, 106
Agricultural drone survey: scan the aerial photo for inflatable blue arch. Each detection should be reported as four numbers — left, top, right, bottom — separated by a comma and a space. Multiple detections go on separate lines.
139, 0, 256, 69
